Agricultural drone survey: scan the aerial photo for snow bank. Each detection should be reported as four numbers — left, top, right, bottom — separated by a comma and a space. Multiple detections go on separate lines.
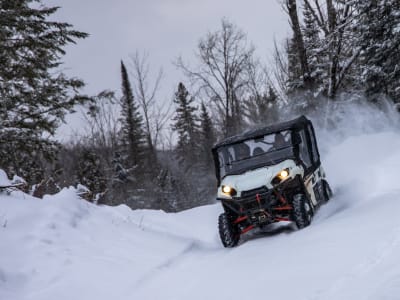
0, 187, 204, 300
0, 169, 11, 187
2, 105, 400, 300
0, 170, 26, 188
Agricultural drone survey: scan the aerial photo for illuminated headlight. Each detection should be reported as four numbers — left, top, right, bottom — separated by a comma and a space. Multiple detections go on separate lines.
279, 169, 289, 179
221, 185, 237, 197
271, 168, 290, 185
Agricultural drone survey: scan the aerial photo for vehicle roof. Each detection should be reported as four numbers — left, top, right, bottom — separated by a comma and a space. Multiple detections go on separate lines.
212, 115, 310, 149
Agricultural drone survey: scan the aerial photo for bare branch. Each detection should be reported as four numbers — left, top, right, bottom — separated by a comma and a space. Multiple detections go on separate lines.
314, 0, 327, 30
129, 51, 164, 150
336, 47, 361, 90
304, 0, 328, 35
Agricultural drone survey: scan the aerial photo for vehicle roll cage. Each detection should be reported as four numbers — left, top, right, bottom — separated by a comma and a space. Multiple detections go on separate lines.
212, 115, 321, 185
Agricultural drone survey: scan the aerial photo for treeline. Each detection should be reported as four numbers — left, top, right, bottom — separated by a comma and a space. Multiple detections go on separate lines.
281, 0, 400, 105
0, 0, 399, 211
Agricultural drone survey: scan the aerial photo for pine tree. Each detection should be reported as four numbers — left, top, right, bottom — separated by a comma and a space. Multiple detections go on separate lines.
265, 87, 279, 123
302, 3, 325, 97
118, 61, 145, 176
106, 150, 139, 206
0, 0, 89, 183
171, 83, 199, 164
77, 149, 106, 196
155, 168, 179, 212
112, 151, 129, 183
355, 0, 400, 101
286, 36, 304, 94
198, 102, 215, 170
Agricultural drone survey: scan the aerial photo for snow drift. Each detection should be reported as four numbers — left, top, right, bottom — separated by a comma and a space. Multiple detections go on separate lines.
2, 108, 400, 300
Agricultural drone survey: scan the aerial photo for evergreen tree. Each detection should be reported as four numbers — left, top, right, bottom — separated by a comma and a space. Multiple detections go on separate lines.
286, 36, 304, 94
112, 151, 129, 183
77, 149, 106, 196
355, 0, 400, 101
198, 102, 215, 170
118, 61, 145, 176
0, 0, 89, 183
155, 168, 179, 212
284, 1, 361, 102
265, 87, 279, 123
104, 151, 130, 206
302, 3, 325, 97
171, 83, 199, 164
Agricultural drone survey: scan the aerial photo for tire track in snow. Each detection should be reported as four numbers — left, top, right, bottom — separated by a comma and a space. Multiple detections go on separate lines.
310, 225, 400, 300
131, 240, 216, 289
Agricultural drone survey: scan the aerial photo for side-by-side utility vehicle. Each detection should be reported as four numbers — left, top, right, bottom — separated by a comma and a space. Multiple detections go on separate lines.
212, 116, 332, 247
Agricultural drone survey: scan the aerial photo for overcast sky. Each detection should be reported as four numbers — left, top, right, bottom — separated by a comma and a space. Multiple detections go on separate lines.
46, 0, 290, 140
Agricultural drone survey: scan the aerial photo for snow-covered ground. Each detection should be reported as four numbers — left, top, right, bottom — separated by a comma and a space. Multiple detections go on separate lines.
2, 127, 400, 299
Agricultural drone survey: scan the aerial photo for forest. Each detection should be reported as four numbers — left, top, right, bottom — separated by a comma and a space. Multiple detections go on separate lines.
1, 0, 399, 211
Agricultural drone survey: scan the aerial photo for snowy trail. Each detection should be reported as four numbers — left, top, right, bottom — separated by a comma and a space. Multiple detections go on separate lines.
2, 132, 400, 300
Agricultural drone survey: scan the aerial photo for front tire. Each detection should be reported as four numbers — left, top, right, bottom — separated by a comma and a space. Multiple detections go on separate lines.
291, 194, 313, 229
218, 213, 240, 248
323, 180, 333, 202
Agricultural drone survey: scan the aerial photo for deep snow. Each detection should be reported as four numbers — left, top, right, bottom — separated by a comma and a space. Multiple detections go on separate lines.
2, 130, 400, 299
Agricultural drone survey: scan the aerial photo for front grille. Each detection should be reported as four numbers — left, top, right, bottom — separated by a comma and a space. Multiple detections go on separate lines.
233, 186, 271, 212
241, 186, 269, 199
241, 200, 263, 211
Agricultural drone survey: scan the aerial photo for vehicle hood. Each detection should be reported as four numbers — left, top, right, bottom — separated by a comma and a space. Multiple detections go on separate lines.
219, 159, 298, 197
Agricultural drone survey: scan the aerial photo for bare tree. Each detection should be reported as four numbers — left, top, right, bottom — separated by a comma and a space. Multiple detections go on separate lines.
269, 38, 290, 101
82, 91, 119, 152
246, 55, 269, 103
80, 91, 120, 186
176, 19, 256, 136
129, 51, 171, 158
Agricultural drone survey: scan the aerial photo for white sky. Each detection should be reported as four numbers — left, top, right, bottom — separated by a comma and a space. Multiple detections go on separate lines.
46, 0, 290, 140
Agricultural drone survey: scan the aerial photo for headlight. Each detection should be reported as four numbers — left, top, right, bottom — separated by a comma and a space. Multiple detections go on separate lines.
271, 168, 290, 185
221, 185, 237, 197
278, 169, 289, 179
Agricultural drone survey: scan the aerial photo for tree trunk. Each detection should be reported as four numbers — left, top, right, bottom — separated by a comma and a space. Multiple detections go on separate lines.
286, 0, 311, 88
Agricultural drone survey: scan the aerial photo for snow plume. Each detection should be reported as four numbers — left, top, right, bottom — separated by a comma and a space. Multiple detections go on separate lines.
280, 94, 400, 155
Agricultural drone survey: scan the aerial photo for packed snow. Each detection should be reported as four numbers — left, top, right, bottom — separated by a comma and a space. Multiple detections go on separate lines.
2, 114, 400, 299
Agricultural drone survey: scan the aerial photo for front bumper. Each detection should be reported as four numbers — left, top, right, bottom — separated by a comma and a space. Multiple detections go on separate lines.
219, 186, 277, 215
217, 176, 301, 222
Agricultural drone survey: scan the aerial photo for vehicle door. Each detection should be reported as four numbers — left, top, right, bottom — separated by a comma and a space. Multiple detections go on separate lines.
297, 127, 319, 206
306, 123, 326, 204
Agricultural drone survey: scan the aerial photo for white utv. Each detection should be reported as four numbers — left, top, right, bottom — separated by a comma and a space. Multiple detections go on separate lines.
212, 116, 332, 247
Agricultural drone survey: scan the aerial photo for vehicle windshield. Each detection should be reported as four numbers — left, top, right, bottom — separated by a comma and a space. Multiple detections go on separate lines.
217, 130, 295, 178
